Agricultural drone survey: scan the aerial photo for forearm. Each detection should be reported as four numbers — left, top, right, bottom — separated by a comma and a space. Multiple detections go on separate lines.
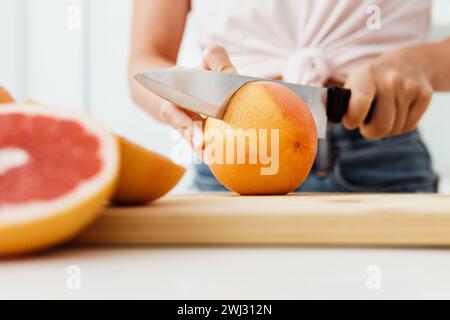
128, 0, 189, 122
401, 38, 450, 92
427, 38, 450, 91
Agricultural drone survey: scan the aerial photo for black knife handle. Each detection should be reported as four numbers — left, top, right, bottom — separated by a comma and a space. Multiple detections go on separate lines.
326, 87, 377, 124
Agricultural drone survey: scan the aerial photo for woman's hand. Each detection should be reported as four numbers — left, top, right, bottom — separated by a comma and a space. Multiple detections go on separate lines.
160, 45, 238, 133
343, 45, 434, 140
133, 45, 237, 150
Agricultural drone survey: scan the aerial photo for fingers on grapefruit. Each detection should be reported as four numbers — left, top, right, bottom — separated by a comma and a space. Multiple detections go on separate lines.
205, 81, 318, 195
0, 103, 119, 256
112, 137, 186, 204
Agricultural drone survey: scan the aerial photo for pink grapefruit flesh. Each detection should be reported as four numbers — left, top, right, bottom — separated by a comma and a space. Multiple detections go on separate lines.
0, 103, 119, 257
0, 114, 102, 204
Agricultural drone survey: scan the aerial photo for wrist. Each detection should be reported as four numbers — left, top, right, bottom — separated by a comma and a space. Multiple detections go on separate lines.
405, 43, 436, 87
417, 40, 450, 91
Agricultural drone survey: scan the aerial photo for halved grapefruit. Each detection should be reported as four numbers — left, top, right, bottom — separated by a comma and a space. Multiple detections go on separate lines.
4, 98, 185, 205
0, 103, 119, 256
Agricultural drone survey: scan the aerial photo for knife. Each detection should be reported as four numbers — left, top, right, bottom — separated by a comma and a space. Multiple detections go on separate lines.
135, 68, 376, 139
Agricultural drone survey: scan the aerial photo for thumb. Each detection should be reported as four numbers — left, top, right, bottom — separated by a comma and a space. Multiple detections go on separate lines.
202, 45, 238, 74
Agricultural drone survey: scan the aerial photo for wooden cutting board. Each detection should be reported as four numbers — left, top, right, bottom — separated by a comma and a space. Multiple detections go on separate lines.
75, 193, 450, 247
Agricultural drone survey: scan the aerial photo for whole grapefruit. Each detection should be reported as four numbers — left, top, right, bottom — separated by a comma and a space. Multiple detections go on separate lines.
204, 81, 317, 195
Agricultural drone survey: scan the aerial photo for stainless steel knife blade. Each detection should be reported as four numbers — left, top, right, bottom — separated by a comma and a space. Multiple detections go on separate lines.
135, 68, 328, 138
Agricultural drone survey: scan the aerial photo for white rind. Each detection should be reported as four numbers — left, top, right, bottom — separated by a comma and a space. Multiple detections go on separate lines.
0, 103, 119, 226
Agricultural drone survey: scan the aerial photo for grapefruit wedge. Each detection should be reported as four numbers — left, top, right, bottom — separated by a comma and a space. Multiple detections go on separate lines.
0, 103, 119, 256
0, 86, 14, 104
112, 137, 186, 204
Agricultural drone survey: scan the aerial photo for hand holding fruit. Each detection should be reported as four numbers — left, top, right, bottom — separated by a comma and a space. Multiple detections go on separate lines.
179, 45, 238, 150
130, 45, 237, 151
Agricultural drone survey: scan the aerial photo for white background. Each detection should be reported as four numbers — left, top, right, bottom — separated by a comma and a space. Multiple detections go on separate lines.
1, 0, 450, 191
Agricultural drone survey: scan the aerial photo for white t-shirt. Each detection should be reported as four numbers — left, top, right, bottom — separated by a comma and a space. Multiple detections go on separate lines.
191, 0, 431, 85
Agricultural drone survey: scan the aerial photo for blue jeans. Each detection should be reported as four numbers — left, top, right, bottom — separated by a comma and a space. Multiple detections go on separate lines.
193, 125, 438, 193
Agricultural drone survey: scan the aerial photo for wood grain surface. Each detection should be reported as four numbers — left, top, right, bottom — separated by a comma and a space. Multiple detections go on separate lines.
75, 193, 450, 247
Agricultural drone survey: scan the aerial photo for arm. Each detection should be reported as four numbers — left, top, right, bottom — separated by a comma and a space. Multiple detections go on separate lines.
344, 38, 450, 140
427, 38, 450, 91
129, 0, 190, 126
129, 0, 237, 145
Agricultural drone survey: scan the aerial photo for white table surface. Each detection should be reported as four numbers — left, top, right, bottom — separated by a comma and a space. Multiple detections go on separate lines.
1, 246, 450, 300
2, 178, 450, 300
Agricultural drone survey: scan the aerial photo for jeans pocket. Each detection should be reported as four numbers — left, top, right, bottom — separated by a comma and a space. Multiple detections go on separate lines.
332, 131, 438, 193
192, 164, 230, 192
